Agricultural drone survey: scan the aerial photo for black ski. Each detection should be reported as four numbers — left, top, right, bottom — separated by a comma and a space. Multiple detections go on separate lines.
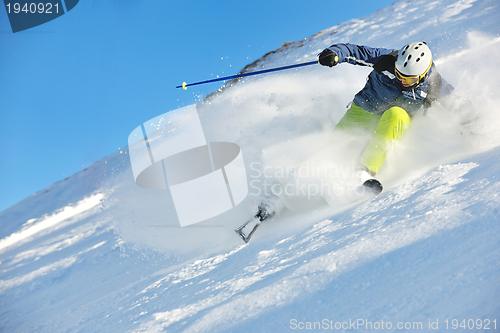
235, 200, 279, 243
362, 179, 383, 194
235, 216, 262, 243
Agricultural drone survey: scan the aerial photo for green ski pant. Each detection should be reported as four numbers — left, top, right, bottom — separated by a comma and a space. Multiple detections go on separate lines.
335, 103, 411, 174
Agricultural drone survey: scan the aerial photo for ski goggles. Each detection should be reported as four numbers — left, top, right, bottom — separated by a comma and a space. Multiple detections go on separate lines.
394, 68, 420, 85
394, 61, 432, 86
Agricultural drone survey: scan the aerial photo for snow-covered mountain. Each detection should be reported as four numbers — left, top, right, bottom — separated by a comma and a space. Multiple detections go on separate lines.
1, 0, 500, 332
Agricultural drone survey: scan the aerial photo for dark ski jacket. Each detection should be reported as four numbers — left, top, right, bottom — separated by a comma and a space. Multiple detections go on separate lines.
325, 43, 454, 115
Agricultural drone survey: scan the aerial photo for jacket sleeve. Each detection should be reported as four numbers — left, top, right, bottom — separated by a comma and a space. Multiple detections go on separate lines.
326, 43, 396, 67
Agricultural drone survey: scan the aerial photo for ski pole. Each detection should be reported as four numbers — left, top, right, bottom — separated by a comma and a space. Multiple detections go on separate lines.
177, 60, 318, 90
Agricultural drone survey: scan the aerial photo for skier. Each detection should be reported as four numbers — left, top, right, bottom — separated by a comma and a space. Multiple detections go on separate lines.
318, 41, 455, 192
236, 41, 477, 242
237, 42, 447, 242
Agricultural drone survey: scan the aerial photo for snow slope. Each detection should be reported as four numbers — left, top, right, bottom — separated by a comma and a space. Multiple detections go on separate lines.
1, 0, 500, 332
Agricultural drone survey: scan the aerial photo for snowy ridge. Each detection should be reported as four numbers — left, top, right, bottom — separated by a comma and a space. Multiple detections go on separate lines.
0, 193, 104, 254
224, 0, 498, 76
1, 0, 500, 332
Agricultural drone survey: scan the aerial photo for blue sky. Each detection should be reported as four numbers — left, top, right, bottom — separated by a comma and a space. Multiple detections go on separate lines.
0, 0, 396, 213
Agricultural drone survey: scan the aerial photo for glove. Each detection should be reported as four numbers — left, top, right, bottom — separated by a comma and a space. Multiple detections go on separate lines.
318, 49, 339, 67
373, 51, 398, 73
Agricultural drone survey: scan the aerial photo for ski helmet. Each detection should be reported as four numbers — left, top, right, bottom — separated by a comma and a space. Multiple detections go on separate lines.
395, 42, 432, 83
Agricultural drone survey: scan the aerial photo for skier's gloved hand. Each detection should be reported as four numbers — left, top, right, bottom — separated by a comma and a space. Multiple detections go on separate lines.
318, 49, 339, 67
373, 51, 398, 73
